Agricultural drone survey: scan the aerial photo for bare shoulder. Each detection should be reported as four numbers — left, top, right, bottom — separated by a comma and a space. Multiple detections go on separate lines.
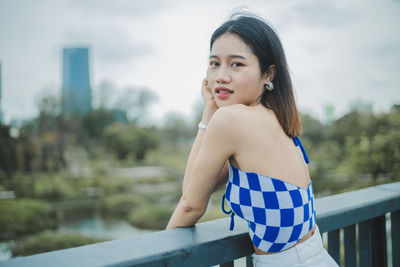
205, 104, 279, 154
211, 104, 277, 128
208, 104, 247, 130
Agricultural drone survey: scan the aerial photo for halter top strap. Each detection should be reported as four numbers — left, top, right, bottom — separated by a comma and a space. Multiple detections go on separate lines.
293, 136, 310, 164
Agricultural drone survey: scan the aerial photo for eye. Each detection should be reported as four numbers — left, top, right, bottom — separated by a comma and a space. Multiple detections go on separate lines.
232, 62, 243, 67
209, 61, 219, 67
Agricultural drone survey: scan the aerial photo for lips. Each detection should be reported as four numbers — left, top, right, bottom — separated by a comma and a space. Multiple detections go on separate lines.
215, 87, 233, 99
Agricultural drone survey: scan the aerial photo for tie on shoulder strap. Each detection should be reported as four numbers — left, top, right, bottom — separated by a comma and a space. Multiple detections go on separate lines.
221, 194, 235, 231
293, 136, 310, 164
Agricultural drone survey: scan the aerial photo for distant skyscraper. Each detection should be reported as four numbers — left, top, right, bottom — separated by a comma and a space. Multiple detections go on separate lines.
0, 62, 3, 123
62, 48, 92, 116
324, 103, 335, 124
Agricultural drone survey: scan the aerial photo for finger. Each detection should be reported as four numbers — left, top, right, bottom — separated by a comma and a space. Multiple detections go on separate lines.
202, 79, 208, 89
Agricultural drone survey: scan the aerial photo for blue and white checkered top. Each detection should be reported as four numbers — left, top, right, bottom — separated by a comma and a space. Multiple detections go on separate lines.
222, 136, 316, 252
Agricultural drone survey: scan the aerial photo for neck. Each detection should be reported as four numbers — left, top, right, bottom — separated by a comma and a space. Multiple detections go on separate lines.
249, 95, 262, 106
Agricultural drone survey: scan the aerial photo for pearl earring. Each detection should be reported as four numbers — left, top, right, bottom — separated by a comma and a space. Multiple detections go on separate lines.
264, 81, 274, 91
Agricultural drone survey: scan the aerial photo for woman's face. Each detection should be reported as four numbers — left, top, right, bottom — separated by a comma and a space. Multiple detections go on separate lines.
207, 33, 267, 108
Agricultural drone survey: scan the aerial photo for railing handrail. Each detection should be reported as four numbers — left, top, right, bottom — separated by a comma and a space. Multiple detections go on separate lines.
2, 182, 400, 267
316, 182, 400, 232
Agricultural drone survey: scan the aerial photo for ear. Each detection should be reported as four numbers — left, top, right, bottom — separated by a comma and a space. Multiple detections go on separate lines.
262, 65, 277, 82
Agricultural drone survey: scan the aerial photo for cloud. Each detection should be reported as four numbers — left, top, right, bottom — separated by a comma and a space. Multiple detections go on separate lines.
69, 0, 172, 17
64, 27, 156, 64
291, 1, 359, 27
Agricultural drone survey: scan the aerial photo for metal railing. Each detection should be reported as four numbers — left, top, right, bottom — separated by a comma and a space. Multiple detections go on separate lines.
2, 182, 400, 267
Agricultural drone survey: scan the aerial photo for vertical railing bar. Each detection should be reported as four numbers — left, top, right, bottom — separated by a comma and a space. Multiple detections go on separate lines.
359, 219, 372, 267
371, 215, 387, 267
344, 224, 356, 267
392, 210, 400, 267
328, 229, 340, 265
246, 255, 254, 267
220, 261, 234, 267
356, 223, 360, 267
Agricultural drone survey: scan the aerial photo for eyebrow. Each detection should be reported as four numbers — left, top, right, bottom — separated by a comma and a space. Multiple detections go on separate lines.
209, 54, 247, 60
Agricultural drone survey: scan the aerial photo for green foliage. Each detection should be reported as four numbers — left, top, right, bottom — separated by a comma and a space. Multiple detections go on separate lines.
7, 173, 78, 201
134, 176, 177, 184
0, 124, 17, 177
369, 129, 400, 179
301, 113, 325, 147
128, 204, 174, 230
0, 199, 58, 241
144, 145, 190, 172
15, 136, 41, 171
334, 108, 400, 180
82, 109, 115, 138
103, 123, 159, 161
298, 105, 400, 195
11, 231, 107, 257
101, 193, 147, 216
100, 177, 133, 195
199, 206, 227, 222
328, 112, 371, 146
160, 112, 196, 146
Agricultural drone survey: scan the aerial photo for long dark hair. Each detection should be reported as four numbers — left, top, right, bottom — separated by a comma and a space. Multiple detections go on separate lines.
210, 14, 302, 137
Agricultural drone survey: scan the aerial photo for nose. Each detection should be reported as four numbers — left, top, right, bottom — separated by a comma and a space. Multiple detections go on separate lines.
216, 66, 231, 84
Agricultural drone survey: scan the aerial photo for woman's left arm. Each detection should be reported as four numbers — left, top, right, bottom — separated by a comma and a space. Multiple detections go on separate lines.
166, 108, 238, 229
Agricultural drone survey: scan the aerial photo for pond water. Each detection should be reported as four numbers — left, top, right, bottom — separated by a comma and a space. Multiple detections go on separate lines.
59, 213, 152, 239
0, 214, 152, 261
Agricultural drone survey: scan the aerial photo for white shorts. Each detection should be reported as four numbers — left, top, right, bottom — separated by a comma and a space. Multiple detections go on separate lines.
252, 225, 339, 267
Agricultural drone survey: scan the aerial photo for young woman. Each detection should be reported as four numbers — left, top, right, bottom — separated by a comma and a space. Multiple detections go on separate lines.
166, 14, 338, 267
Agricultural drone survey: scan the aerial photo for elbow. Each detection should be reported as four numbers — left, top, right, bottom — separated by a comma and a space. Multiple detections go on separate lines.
180, 194, 207, 216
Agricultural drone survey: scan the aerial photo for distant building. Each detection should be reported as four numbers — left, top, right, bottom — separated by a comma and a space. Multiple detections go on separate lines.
323, 103, 335, 124
0, 62, 3, 123
62, 48, 92, 116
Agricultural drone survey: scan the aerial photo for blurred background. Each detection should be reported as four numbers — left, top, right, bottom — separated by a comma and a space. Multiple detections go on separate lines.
0, 0, 399, 261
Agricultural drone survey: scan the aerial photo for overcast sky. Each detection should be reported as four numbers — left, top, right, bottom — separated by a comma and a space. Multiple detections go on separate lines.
0, 0, 399, 124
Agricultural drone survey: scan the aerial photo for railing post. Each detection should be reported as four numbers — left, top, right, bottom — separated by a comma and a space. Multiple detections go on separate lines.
246, 255, 254, 267
370, 215, 387, 267
344, 224, 356, 267
328, 229, 340, 265
359, 219, 372, 267
220, 261, 234, 267
392, 210, 400, 267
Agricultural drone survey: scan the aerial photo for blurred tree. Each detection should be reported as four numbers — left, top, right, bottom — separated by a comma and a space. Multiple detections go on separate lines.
372, 129, 400, 180
336, 106, 400, 180
83, 109, 115, 138
328, 111, 370, 146
103, 123, 159, 161
36, 95, 65, 171
161, 111, 196, 146
15, 136, 40, 172
115, 86, 158, 125
300, 113, 326, 148
93, 80, 116, 110
0, 124, 17, 179
0, 199, 57, 240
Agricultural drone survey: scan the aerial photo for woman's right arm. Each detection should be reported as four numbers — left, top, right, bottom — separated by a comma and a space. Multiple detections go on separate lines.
182, 79, 228, 194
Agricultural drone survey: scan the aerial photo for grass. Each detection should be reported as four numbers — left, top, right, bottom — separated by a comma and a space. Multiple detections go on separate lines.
128, 203, 175, 230
100, 193, 148, 216
143, 144, 190, 172
11, 231, 107, 257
